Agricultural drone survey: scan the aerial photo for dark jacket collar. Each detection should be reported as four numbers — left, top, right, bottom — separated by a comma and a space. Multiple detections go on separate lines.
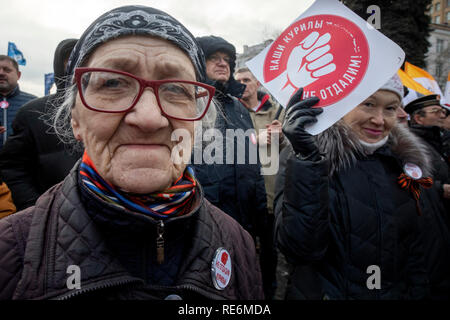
0, 85, 20, 99
206, 77, 246, 101
409, 125, 443, 144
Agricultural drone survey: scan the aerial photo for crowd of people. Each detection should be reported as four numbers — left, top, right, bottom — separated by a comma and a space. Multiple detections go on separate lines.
0, 4, 449, 300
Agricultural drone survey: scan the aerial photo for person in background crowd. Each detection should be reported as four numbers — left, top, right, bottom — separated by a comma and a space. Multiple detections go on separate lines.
404, 95, 450, 299
396, 106, 409, 126
405, 95, 450, 208
407, 94, 447, 129
235, 66, 286, 299
235, 67, 287, 211
394, 89, 450, 299
196, 35, 246, 100
0, 5, 263, 300
0, 39, 82, 211
439, 107, 450, 166
192, 36, 269, 298
275, 74, 445, 299
0, 55, 36, 149
442, 107, 450, 130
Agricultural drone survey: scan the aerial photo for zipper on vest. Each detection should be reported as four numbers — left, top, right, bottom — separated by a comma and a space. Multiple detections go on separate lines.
156, 220, 165, 265
54, 277, 141, 300
55, 280, 223, 300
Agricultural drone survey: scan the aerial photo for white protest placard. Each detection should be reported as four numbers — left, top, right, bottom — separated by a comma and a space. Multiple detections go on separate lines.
246, 0, 405, 135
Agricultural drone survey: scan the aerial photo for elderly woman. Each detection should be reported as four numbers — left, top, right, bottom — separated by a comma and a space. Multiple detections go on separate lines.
275, 75, 450, 299
0, 6, 263, 300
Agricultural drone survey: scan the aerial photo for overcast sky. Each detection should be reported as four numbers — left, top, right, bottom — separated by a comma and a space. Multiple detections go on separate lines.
0, 0, 315, 97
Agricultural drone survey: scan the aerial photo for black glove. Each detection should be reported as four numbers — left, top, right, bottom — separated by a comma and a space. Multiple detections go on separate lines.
282, 88, 322, 160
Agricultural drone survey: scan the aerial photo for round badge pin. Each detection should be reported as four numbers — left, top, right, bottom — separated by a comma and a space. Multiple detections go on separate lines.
403, 163, 422, 180
0, 101, 9, 109
211, 247, 232, 290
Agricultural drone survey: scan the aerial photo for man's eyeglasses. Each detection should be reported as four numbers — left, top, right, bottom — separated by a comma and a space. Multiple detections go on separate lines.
208, 54, 231, 65
74, 67, 216, 121
422, 108, 447, 116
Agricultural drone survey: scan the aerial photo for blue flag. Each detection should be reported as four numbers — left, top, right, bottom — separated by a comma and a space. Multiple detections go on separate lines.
44, 73, 55, 95
7, 42, 26, 66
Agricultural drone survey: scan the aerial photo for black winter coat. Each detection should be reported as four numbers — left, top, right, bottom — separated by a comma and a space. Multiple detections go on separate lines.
409, 125, 450, 213
0, 96, 82, 210
274, 122, 450, 300
0, 86, 36, 149
0, 163, 264, 300
407, 125, 450, 299
192, 90, 268, 236
443, 130, 450, 162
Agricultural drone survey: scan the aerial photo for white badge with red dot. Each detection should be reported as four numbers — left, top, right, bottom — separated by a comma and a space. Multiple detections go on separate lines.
211, 248, 232, 290
0, 100, 9, 109
403, 163, 422, 180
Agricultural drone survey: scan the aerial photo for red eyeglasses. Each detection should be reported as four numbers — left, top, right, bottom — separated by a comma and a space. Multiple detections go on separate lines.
74, 67, 215, 121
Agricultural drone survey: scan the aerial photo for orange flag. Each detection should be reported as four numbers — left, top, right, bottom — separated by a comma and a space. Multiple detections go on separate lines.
404, 62, 446, 104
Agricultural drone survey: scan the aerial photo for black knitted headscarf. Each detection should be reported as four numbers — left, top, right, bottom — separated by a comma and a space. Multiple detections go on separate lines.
65, 5, 206, 87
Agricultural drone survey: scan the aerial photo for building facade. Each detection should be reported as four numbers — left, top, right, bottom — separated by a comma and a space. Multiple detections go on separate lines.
429, 0, 450, 24
426, 23, 450, 90
235, 39, 273, 70
427, 1, 450, 90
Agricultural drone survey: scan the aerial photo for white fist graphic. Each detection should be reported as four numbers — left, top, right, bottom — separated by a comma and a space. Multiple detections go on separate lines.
264, 32, 337, 104
286, 32, 336, 89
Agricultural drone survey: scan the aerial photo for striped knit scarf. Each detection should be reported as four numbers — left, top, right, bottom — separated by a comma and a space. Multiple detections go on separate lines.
79, 152, 197, 219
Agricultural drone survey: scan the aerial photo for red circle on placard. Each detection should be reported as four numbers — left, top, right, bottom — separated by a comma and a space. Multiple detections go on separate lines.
263, 14, 369, 107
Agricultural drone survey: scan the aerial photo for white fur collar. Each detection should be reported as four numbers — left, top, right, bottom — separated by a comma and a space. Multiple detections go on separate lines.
316, 121, 432, 177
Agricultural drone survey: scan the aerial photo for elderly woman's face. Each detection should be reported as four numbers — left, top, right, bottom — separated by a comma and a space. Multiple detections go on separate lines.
342, 90, 400, 143
71, 36, 196, 194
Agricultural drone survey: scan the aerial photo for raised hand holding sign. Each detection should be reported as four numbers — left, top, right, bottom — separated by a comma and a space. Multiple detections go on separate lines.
246, 0, 404, 135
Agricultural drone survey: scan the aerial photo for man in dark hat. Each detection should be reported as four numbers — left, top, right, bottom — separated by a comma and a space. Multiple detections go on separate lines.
193, 36, 275, 298
405, 94, 450, 208
194, 35, 268, 233
405, 94, 447, 128
196, 35, 245, 99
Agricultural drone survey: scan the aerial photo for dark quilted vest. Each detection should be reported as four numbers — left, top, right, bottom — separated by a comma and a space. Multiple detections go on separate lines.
0, 164, 264, 300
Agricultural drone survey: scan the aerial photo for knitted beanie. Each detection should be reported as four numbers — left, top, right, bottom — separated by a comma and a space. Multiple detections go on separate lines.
378, 73, 404, 102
